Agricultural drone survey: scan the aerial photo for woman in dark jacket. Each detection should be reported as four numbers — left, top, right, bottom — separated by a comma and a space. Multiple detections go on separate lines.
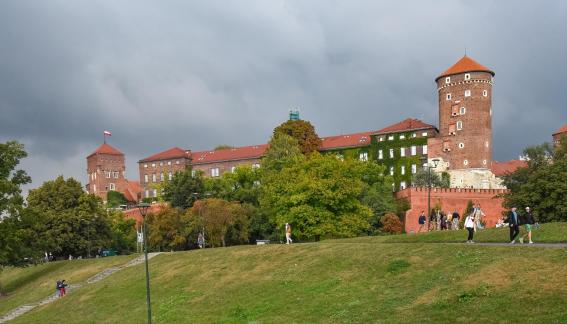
520, 207, 536, 244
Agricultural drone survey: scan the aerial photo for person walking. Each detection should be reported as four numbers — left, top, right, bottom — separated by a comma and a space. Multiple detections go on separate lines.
474, 204, 486, 229
452, 210, 460, 230
519, 207, 536, 244
285, 223, 293, 244
464, 214, 476, 243
440, 212, 447, 230
506, 207, 521, 244
418, 211, 427, 233
429, 209, 436, 231
197, 232, 205, 249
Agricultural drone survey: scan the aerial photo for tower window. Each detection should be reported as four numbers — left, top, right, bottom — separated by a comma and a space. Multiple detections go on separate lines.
445, 77, 451, 84
456, 121, 463, 130
109, 183, 115, 191
463, 160, 469, 166
460, 107, 466, 115
459, 143, 465, 149
464, 73, 471, 80
483, 90, 488, 97
446, 93, 452, 101
464, 90, 471, 97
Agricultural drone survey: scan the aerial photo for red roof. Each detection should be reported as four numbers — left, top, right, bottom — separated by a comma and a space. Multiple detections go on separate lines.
492, 160, 527, 177
320, 131, 373, 151
140, 147, 191, 163
372, 118, 436, 135
87, 143, 123, 157
436, 55, 495, 81
123, 180, 142, 202
191, 144, 268, 164
553, 123, 567, 136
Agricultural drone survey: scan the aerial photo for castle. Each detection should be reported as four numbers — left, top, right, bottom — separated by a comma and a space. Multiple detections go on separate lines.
87, 55, 531, 203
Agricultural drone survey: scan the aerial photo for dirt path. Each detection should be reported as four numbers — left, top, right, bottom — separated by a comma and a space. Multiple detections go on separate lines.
0, 253, 161, 323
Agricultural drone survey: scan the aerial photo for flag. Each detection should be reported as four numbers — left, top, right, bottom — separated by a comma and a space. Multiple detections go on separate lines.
103, 130, 112, 136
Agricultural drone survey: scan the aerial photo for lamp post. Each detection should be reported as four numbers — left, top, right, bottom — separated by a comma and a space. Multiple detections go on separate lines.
137, 203, 152, 324
427, 159, 440, 231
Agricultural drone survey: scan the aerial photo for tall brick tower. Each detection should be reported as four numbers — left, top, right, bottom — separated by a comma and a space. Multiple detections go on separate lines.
86, 143, 129, 202
434, 55, 494, 170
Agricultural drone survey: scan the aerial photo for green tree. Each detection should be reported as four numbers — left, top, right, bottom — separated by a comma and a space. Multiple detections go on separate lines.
0, 141, 31, 217
273, 120, 322, 154
146, 206, 191, 251
205, 166, 261, 205
163, 167, 205, 209
107, 191, 127, 208
190, 199, 251, 247
260, 153, 373, 241
108, 210, 137, 254
262, 133, 304, 172
412, 168, 450, 188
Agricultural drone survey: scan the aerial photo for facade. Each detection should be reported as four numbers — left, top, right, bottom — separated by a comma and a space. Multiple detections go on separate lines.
191, 144, 267, 178
138, 147, 192, 200
553, 123, 567, 146
86, 143, 141, 203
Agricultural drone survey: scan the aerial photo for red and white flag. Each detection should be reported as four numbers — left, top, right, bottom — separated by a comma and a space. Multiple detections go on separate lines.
103, 130, 112, 136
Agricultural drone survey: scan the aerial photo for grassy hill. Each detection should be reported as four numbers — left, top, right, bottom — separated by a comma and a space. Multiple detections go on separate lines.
1, 224, 567, 323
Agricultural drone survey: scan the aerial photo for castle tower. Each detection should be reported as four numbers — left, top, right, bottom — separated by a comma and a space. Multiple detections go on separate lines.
435, 55, 494, 170
86, 143, 128, 202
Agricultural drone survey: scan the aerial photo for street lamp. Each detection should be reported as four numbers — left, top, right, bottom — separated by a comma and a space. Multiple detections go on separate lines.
427, 159, 440, 231
137, 202, 152, 324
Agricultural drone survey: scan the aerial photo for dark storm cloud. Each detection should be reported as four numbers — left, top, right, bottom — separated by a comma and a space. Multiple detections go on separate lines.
1, 0, 566, 190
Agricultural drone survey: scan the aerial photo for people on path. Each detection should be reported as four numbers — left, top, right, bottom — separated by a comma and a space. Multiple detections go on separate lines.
452, 210, 460, 230
429, 210, 436, 231
519, 207, 537, 244
464, 214, 476, 243
440, 212, 448, 230
418, 211, 426, 233
56, 280, 68, 297
436, 210, 441, 230
473, 204, 485, 229
285, 223, 293, 244
506, 207, 521, 244
197, 232, 204, 249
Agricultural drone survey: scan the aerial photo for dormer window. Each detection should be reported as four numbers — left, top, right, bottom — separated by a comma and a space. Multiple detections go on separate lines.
464, 73, 471, 80
445, 77, 451, 84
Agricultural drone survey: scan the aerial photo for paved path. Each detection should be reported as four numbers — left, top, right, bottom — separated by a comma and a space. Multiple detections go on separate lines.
0, 253, 161, 323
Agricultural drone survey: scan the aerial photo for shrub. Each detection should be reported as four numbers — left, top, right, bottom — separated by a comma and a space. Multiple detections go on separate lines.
380, 213, 403, 234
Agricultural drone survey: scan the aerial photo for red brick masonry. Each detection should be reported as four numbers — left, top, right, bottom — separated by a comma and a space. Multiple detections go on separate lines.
396, 187, 508, 233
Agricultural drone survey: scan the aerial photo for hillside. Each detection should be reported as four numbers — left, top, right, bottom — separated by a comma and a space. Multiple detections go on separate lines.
1, 225, 567, 323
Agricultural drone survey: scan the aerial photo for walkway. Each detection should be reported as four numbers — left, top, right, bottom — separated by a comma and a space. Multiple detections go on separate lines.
0, 253, 161, 323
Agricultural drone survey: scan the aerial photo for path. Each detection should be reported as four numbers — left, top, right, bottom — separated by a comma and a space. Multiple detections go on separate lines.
0, 253, 161, 323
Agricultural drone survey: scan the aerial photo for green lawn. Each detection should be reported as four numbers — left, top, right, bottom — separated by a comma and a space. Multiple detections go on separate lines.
4, 235, 567, 323
0, 255, 136, 316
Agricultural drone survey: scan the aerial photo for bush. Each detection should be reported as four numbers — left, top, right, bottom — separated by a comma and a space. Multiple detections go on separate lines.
380, 213, 403, 234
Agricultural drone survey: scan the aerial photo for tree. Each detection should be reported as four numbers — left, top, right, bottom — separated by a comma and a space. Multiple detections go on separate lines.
147, 206, 191, 251
260, 153, 374, 241
108, 210, 137, 254
107, 191, 127, 208
205, 165, 261, 205
262, 133, 304, 172
380, 213, 403, 234
0, 141, 31, 218
163, 167, 205, 209
190, 199, 251, 247
273, 120, 322, 154
356, 161, 396, 232
412, 168, 450, 188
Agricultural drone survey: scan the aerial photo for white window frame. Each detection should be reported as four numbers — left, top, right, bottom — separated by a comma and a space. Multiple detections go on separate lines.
460, 107, 466, 115
401, 165, 405, 175
160, 172, 164, 181
105, 171, 111, 179
459, 143, 465, 149
379, 136, 384, 142
151, 163, 156, 167
167, 161, 171, 165
422, 145, 428, 155
411, 164, 417, 174
411, 146, 417, 156
252, 163, 261, 169
456, 121, 463, 130
211, 168, 220, 177
463, 160, 469, 166
159, 162, 163, 166
483, 90, 488, 97
114, 171, 119, 179
144, 174, 149, 183
400, 147, 405, 157
464, 90, 471, 97
144, 164, 148, 168
359, 152, 368, 161
412, 133, 417, 138
93, 184, 96, 193
389, 149, 394, 158
231, 166, 236, 173
464, 73, 471, 80
421, 132, 428, 137
176, 160, 180, 165
145, 190, 149, 198
446, 93, 452, 101
400, 181, 407, 190
378, 150, 383, 159
388, 135, 394, 141
445, 77, 450, 84
389, 166, 394, 176
191, 170, 196, 177
153, 189, 157, 197
152, 173, 156, 182
168, 172, 173, 180
109, 183, 115, 191
399, 135, 405, 140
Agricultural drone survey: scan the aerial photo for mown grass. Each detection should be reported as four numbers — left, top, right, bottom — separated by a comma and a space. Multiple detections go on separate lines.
7, 237, 567, 323
0, 255, 136, 316
328, 222, 567, 244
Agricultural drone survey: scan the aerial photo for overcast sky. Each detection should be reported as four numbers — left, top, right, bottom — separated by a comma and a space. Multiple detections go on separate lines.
1, 0, 566, 192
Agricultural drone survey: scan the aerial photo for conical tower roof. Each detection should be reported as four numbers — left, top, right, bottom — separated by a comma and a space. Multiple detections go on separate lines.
436, 55, 494, 81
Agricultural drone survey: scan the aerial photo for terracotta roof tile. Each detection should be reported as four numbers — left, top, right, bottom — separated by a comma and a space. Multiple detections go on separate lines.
140, 147, 191, 163
123, 180, 142, 202
319, 131, 373, 151
88, 143, 123, 157
372, 118, 436, 135
191, 144, 268, 164
553, 123, 567, 136
492, 160, 527, 177
436, 55, 494, 81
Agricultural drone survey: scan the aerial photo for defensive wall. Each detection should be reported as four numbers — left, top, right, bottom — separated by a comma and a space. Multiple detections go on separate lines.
395, 187, 508, 233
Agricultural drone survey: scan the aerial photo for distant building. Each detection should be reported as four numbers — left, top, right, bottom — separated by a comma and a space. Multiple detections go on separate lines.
553, 123, 567, 146
138, 147, 192, 200
86, 143, 141, 203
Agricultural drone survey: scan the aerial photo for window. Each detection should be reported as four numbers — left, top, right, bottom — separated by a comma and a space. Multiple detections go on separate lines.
456, 121, 463, 130
485, 141, 489, 148
93, 184, 96, 193
109, 183, 115, 191
464, 90, 471, 97
464, 73, 470, 80
94, 172, 96, 179
160, 172, 164, 181
401, 166, 405, 175
412, 133, 417, 138
443, 140, 451, 152
105, 171, 111, 178
231, 166, 236, 173
114, 171, 119, 179
378, 150, 383, 159
159, 162, 163, 166
458, 143, 465, 149
400, 181, 407, 190
483, 160, 487, 165
400, 148, 405, 157
191, 170, 196, 177
359, 152, 368, 161
460, 107, 466, 115
336, 154, 344, 161
422, 145, 428, 155
389, 166, 394, 176
152, 173, 156, 182
151, 163, 156, 167
145, 190, 149, 198
388, 135, 394, 141
167, 161, 171, 165
422, 132, 428, 137
411, 164, 417, 174
463, 160, 469, 166
144, 164, 148, 168
153, 189, 157, 197
399, 135, 405, 140
168, 172, 172, 180
445, 77, 450, 84
411, 146, 416, 156
379, 136, 384, 142
176, 161, 180, 165
144, 174, 149, 183
446, 93, 452, 101
389, 149, 394, 158
449, 123, 456, 135
451, 104, 459, 116
252, 163, 260, 169
483, 90, 488, 97
211, 168, 220, 177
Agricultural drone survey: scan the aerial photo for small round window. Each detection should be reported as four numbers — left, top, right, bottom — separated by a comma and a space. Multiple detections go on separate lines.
458, 143, 465, 149
463, 160, 469, 166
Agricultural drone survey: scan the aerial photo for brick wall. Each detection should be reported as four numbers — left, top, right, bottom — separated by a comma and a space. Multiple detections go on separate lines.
138, 157, 191, 199
87, 153, 129, 202
396, 187, 508, 233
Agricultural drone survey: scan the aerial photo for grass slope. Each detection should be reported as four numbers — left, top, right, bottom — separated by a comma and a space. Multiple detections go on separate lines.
5, 235, 567, 323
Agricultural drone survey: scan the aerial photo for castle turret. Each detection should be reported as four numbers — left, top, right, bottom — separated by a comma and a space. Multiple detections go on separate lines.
86, 143, 128, 202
